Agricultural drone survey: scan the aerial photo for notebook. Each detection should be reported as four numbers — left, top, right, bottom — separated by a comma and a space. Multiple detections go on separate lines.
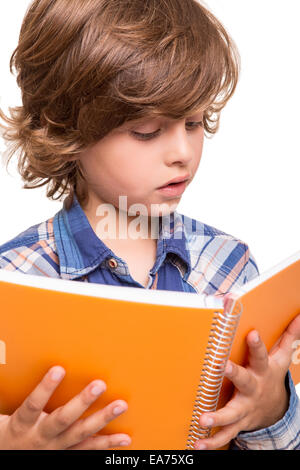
0, 250, 299, 450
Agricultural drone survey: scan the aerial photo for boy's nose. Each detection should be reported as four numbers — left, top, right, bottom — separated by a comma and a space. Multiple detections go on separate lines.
164, 130, 194, 166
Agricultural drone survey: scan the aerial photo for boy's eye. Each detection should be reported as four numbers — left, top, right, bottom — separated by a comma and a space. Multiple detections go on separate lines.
130, 121, 204, 141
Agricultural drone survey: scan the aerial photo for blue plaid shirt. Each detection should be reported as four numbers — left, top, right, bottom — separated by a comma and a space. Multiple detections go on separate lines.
0, 192, 299, 449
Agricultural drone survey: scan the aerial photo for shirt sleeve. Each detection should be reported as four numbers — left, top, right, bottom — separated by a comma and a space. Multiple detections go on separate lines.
229, 370, 300, 450
244, 248, 260, 282
0, 255, 10, 270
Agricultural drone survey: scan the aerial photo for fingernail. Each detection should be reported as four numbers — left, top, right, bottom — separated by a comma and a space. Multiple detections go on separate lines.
50, 367, 65, 381
113, 404, 127, 415
253, 332, 260, 343
201, 416, 214, 426
225, 361, 233, 374
195, 442, 207, 450
91, 384, 105, 396
119, 439, 131, 446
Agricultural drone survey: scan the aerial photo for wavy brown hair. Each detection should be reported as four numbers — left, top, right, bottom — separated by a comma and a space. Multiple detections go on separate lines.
0, 0, 240, 210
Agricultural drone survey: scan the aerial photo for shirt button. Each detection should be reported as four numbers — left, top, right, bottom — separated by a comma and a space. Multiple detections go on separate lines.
108, 257, 118, 269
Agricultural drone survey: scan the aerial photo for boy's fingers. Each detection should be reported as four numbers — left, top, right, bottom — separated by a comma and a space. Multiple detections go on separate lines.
12, 366, 66, 429
67, 433, 132, 450
199, 402, 246, 429
55, 399, 129, 449
41, 379, 107, 439
223, 360, 256, 395
194, 422, 240, 450
246, 330, 269, 374
270, 314, 300, 369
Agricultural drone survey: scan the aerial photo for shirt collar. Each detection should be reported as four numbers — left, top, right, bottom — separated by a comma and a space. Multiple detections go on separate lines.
53, 192, 192, 281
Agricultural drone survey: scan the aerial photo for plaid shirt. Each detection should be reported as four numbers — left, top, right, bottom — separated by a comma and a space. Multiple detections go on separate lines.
0, 192, 299, 450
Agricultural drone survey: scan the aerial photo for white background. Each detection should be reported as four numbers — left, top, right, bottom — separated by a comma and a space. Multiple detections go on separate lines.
0, 0, 299, 271
1, 1, 300, 396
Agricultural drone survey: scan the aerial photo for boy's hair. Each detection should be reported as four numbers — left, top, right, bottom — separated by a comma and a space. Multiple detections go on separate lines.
0, 0, 240, 210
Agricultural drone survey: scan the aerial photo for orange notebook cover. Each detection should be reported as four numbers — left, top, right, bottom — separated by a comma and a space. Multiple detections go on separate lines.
0, 250, 299, 450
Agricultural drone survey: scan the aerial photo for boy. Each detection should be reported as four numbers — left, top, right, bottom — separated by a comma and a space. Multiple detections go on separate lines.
0, 0, 299, 450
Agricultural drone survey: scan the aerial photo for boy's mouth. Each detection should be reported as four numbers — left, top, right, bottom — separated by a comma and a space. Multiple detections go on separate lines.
162, 182, 181, 188
157, 180, 188, 197
158, 174, 190, 189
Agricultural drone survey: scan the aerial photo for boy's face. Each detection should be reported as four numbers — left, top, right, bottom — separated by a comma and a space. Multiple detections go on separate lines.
77, 110, 204, 218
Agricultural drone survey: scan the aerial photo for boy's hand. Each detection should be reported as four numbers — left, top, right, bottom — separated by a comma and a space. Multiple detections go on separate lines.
194, 313, 300, 450
0, 366, 131, 450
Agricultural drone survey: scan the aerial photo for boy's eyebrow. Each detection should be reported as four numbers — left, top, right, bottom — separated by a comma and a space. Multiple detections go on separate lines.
119, 111, 204, 130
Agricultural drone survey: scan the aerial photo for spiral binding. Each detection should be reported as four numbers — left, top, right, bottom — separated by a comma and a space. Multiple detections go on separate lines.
185, 299, 242, 449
